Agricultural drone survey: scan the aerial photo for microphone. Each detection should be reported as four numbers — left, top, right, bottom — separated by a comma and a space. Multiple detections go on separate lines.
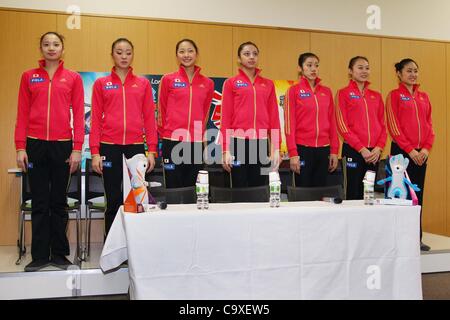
157, 201, 167, 210
322, 197, 343, 204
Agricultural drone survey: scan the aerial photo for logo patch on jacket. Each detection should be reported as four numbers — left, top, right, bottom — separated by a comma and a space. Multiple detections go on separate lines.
349, 92, 360, 99
400, 94, 411, 101
31, 74, 45, 83
299, 90, 311, 99
235, 80, 248, 88
173, 79, 187, 88
104, 81, 119, 90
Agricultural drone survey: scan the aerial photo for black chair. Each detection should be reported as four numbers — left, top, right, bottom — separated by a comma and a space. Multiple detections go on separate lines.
287, 184, 344, 202
16, 169, 82, 265
84, 159, 106, 261
148, 186, 197, 204
209, 185, 270, 203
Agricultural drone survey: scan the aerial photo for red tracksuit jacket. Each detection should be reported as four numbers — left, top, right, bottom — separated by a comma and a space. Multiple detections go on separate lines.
15, 60, 85, 151
89, 67, 158, 155
157, 66, 214, 142
335, 80, 387, 152
220, 68, 281, 153
386, 83, 435, 153
284, 77, 339, 157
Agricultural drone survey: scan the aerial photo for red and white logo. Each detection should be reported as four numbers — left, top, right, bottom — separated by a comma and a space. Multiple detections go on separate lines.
106, 81, 113, 86
174, 78, 181, 83
32, 74, 40, 78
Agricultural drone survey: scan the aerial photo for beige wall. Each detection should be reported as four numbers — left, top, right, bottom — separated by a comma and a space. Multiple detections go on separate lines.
2, 0, 450, 41
0, 8, 449, 245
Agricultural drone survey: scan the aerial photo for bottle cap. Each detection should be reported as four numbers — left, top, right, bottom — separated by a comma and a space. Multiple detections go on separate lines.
364, 170, 376, 184
269, 171, 280, 183
197, 170, 209, 184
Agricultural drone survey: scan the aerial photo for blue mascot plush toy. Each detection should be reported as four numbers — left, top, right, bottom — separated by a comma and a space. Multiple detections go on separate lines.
376, 154, 420, 199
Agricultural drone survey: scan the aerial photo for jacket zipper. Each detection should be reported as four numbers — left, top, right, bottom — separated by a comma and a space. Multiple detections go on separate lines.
413, 98, 421, 148
313, 94, 319, 147
122, 83, 127, 145
47, 79, 52, 140
253, 83, 257, 139
363, 96, 371, 147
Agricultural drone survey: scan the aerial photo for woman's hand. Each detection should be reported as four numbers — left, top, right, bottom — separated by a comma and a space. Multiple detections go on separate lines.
16, 150, 28, 172
328, 154, 338, 172
92, 154, 103, 175
222, 151, 233, 173
367, 147, 382, 164
69, 151, 81, 173
147, 153, 155, 172
408, 149, 422, 166
360, 148, 372, 163
417, 148, 429, 166
290, 156, 300, 174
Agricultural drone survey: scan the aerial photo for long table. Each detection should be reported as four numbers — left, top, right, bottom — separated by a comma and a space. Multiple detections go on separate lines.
100, 201, 422, 300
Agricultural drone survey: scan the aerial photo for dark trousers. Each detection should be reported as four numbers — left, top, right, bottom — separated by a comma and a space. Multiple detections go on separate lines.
293, 145, 330, 187
100, 143, 145, 236
342, 143, 379, 200
230, 138, 269, 188
162, 139, 204, 188
391, 142, 427, 239
26, 138, 72, 260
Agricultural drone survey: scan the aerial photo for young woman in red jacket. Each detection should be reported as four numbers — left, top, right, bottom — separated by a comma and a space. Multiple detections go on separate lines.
90, 38, 157, 236
284, 52, 339, 187
386, 58, 435, 251
220, 42, 281, 187
14, 32, 85, 271
157, 39, 214, 188
336, 56, 387, 199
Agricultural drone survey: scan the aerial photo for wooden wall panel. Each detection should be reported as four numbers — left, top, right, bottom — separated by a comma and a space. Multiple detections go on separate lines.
148, 21, 233, 77
382, 38, 447, 235
310, 33, 382, 93
232, 27, 310, 80
0, 11, 57, 245
56, 15, 149, 74
447, 44, 450, 236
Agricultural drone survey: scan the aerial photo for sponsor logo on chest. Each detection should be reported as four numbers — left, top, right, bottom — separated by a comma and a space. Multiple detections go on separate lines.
235, 80, 249, 88
400, 94, 411, 101
173, 78, 187, 88
349, 92, 361, 99
104, 81, 119, 90
299, 89, 311, 99
30, 73, 45, 83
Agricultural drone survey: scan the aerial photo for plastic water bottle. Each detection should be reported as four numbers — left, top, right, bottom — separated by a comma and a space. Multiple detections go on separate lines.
196, 170, 209, 210
363, 170, 376, 205
269, 171, 281, 208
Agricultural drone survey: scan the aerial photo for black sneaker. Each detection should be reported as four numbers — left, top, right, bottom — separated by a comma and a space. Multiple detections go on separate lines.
24, 259, 51, 272
420, 242, 431, 252
50, 255, 73, 270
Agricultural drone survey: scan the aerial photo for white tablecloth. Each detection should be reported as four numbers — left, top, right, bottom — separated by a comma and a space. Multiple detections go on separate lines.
100, 201, 422, 300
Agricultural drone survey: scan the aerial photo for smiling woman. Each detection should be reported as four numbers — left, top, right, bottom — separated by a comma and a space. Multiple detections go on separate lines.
386, 58, 435, 251
156, 39, 214, 188
14, 31, 85, 272
335, 56, 387, 201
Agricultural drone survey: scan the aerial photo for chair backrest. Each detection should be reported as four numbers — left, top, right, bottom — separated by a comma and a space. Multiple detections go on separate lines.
85, 158, 105, 201
67, 168, 82, 204
149, 186, 197, 204
210, 185, 270, 203
287, 184, 344, 202
21, 172, 33, 204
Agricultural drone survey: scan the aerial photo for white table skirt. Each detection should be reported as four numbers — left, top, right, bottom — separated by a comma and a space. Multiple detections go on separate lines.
100, 201, 422, 300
